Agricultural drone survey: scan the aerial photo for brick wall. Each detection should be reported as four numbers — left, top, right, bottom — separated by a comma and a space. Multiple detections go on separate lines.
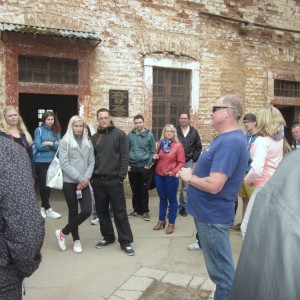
0, 0, 299, 144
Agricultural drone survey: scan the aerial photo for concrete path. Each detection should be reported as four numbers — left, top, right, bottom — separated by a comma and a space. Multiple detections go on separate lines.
25, 189, 243, 299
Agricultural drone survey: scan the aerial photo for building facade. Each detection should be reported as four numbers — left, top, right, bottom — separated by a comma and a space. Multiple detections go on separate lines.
0, 0, 299, 144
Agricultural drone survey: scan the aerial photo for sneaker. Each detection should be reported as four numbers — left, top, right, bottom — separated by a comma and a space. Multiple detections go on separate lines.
187, 242, 201, 251
55, 229, 67, 251
91, 217, 99, 225
121, 245, 135, 256
128, 211, 140, 217
46, 208, 61, 219
229, 223, 241, 232
143, 212, 151, 221
40, 207, 46, 219
179, 208, 187, 217
73, 240, 83, 253
95, 240, 115, 249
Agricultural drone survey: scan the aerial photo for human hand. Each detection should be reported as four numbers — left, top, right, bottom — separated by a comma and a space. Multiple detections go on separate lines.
177, 167, 193, 181
152, 154, 159, 160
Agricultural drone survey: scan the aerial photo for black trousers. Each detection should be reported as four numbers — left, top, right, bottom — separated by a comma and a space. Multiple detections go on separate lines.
128, 166, 150, 214
92, 178, 133, 247
35, 162, 51, 210
62, 183, 92, 241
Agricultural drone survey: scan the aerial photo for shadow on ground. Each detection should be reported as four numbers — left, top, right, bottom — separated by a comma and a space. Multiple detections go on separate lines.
140, 281, 212, 300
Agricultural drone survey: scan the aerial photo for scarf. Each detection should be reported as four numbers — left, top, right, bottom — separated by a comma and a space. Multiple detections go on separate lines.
160, 138, 174, 153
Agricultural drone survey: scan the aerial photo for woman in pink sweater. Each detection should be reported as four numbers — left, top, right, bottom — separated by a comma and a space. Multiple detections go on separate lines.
241, 106, 286, 238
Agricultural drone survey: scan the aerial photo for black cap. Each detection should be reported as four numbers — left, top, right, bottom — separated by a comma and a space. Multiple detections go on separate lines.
243, 113, 256, 122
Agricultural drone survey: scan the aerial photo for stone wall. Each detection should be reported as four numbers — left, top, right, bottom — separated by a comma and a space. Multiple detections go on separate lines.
0, 0, 299, 143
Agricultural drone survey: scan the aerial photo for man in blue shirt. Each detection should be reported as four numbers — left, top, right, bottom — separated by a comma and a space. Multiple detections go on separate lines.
178, 94, 247, 300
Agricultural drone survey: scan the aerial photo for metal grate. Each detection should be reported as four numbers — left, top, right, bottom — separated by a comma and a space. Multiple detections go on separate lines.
152, 68, 191, 140
274, 80, 300, 98
18, 56, 79, 85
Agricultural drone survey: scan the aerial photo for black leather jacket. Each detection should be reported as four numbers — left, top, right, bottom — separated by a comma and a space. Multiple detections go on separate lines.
176, 126, 202, 162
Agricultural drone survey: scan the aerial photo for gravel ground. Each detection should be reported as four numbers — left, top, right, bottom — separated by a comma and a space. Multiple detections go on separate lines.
140, 281, 212, 300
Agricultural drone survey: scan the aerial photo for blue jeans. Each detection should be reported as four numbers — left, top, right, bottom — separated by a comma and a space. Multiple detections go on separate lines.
194, 219, 234, 300
179, 160, 193, 209
155, 174, 179, 224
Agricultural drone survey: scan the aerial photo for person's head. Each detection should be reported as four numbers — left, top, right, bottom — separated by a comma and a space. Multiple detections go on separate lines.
2, 106, 20, 129
211, 94, 244, 131
133, 114, 145, 131
291, 124, 300, 142
1, 106, 33, 144
243, 113, 257, 134
41, 111, 61, 136
178, 112, 190, 128
96, 108, 112, 129
160, 124, 178, 142
64, 115, 91, 149
255, 106, 286, 137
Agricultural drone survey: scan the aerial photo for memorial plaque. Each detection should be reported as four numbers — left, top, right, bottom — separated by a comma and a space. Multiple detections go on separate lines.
109, 89, 129, 117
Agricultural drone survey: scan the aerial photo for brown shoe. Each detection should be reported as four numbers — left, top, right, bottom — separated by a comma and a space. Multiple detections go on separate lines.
166, 224, 174, 234
153, 221, 166, 230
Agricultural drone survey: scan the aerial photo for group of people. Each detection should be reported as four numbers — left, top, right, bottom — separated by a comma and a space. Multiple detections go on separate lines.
1, 97, 299, 300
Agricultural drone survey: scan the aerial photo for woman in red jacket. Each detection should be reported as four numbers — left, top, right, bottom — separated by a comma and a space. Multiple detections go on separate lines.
153, 124, 185, 234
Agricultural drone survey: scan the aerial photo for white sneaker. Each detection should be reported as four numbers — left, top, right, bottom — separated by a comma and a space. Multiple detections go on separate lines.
187, 242, 201, 251
73, 240, 83, 253
55, 229, 67, 251
46, 208, 61, 219
91, 217, 99, 225
40, 208, 46, 219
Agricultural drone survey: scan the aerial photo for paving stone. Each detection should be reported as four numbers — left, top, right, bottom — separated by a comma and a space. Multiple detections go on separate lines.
119, 276, 153, 292
113, 290, 143, 300
189, 276, 206, 289
134, 267, 167, 281
161, 272, 192, 287
201, 278, 216, 292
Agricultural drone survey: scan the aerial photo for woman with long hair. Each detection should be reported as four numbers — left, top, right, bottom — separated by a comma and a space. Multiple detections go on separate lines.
0, 106, 35, 175
55, 116, 95, 253
241, 106, 286, 238
34, 111, 62, 219
152, 124, 185, 234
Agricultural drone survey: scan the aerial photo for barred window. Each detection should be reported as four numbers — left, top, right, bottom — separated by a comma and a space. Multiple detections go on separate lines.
18, 56, 79, 85
152, 68, 191, 140
274, 80, 300, 98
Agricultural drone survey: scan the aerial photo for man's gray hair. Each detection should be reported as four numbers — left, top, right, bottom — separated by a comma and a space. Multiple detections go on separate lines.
220, 94, 244, 121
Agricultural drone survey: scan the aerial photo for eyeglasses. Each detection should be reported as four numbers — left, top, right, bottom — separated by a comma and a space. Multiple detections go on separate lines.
212, 106, 230, 113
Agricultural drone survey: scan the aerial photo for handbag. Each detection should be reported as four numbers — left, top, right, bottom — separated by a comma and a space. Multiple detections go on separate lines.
46, 150, 63, 189
147, 144, 161, 190
147, 163, 157, 190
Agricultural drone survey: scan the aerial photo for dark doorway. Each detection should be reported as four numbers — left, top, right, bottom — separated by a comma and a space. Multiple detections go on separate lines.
276, 105, 296, 145
19, 93, 78, 137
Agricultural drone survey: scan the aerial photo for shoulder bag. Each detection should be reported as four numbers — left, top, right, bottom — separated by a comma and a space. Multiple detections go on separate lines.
46, 150, 63, 189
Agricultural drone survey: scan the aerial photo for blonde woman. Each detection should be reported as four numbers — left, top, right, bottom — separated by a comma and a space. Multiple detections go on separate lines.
241, 106, 286, 238
152, 124, 185, 234
55, 116, 95, 253
0, 106, 35, 175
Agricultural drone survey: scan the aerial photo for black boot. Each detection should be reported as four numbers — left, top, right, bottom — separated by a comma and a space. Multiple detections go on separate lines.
179, 207, 187, 217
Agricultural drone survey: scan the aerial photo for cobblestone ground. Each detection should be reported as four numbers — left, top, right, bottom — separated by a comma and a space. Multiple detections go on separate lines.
140, 281, 212, 300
